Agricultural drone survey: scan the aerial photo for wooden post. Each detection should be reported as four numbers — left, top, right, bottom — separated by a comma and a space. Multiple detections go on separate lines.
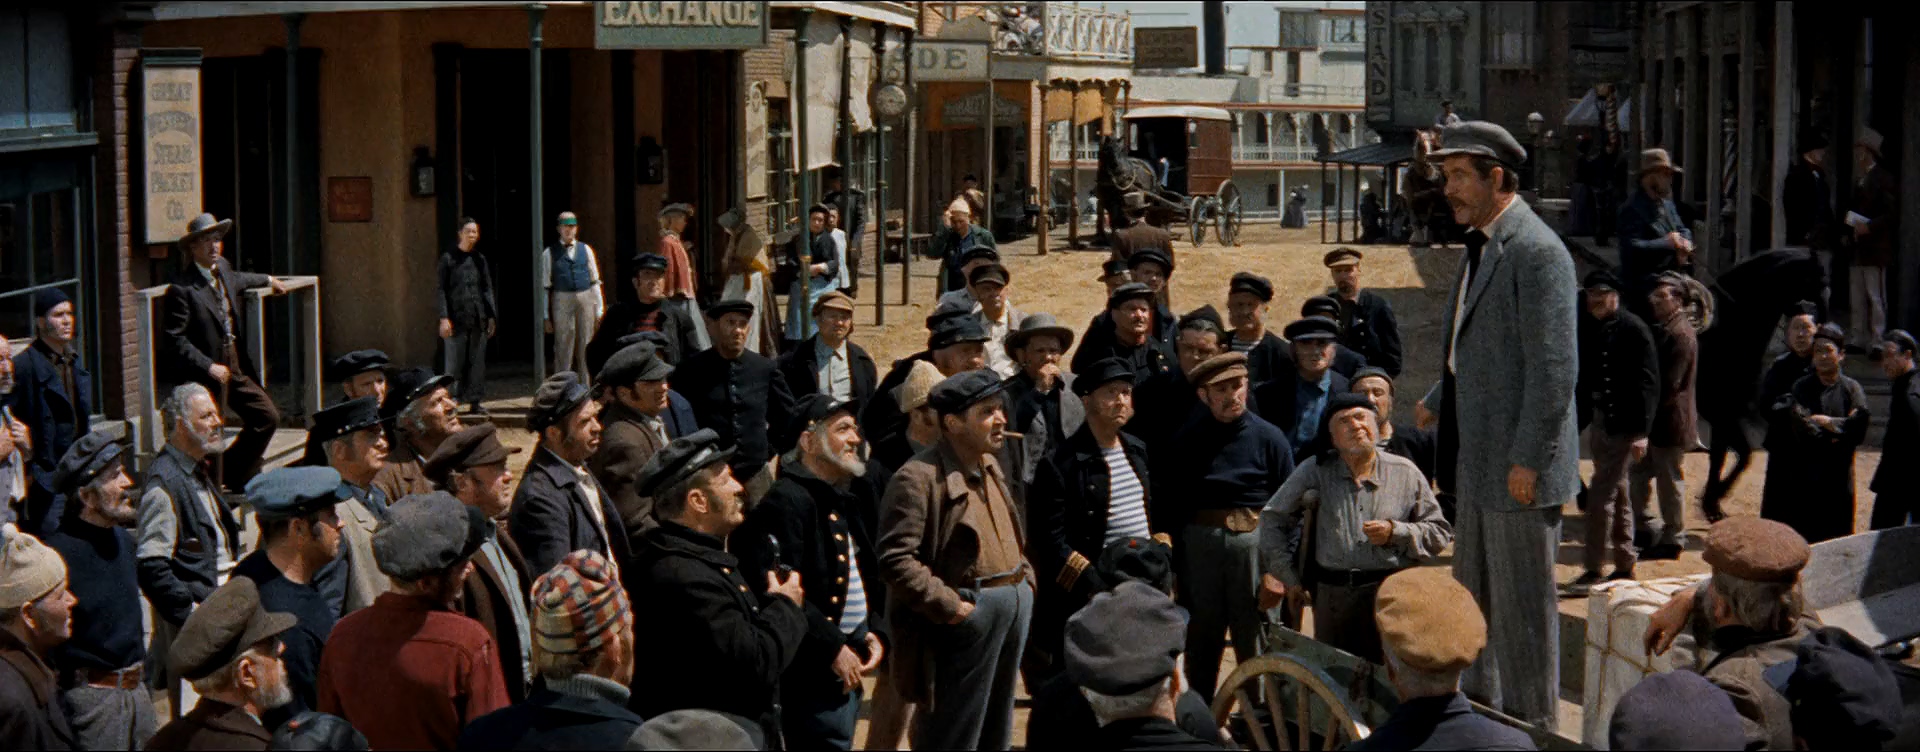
796, 9, 815, 340
1038, 82, 1050, 257
1334, 162, 1345, 243
1663, 11, 1680, 151
1771, 4, 1793, 249
1068, 82, 1081, 250
1320, 161, 1327, 244
1681, 10, 1702, 203
1736, 2, 1756, 258
1705, 3, 1724, 270
902, 29, 915, 304
872, 27, 888, 325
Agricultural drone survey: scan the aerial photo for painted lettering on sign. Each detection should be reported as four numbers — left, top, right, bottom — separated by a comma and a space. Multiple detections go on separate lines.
912, 41, 990, 82
1364, 5, 1392, 124
594, 1, 769, 49
600, 1, 762, 28
143, 62, 203, 245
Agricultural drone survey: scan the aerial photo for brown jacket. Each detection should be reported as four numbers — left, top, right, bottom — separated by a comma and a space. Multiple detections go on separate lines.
145, 699, 271, 751
875, 441, 1033, 703
0, 630, 73, 751
372, 434, 436, 502
1703, 622, 1809, 751
1650, 312, 1698, 448
460, 523, 534, 703
1109, 220, 1174, 263
588, 401, 671, 543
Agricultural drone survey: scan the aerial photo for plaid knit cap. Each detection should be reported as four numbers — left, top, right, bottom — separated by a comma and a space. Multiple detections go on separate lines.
531, 550, 632, 656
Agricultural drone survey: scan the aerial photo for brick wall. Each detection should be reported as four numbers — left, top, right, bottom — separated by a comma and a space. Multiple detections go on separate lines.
743, 29, 794, 238
92, 23, 143, 419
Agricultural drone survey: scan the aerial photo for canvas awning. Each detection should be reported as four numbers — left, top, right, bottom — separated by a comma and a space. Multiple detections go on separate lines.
1318, 133, 1416, 167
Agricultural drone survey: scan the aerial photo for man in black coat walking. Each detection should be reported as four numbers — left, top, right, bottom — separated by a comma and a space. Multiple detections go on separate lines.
1325, 248, 1404, 377
1565, 271, 1659, 594
587, 253, 706, 375
626, 430, 808, 744
776, 291, 877, 420
438, 217, 497, 414
671, 300, 798, 497
161, 213, 287, 491
732, 396, 887, 749
1871, 330, 1920, 529
510, 373, 628, 578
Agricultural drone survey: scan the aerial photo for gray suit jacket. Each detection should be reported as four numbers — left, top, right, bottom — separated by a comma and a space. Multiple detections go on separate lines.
1441, 199, 1580, 512
334, 494, 391, 614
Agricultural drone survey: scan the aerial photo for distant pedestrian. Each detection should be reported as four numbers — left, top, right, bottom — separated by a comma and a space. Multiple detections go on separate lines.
1870, 330, 1920, 529
0, 334, 27, 530
1630, 274, 1700, 561
1298, 296, 1368, 378
824, 170, 868, 298
1225, 273, 1287, 384
931, 200, 997, 297
145, 578, 296, 752
1567, 271, 1657, 594
717, 208, 782, 355
1252, 317, 1350, 457
587, 253, 705, 373
1782, 129, 1834, 266
1434, 100, 1461, 130
1616, 149, 1693, 315
657, 203, 710, 351
786, 205, 847, 343
1845, 128, 1897, 353
1762, 324, 1869, 543
326, 350, 388, 406
437, 217, 496, 415
778, 291, 879, 427
1325, 248, 1404, 377
543, 211, 605, 381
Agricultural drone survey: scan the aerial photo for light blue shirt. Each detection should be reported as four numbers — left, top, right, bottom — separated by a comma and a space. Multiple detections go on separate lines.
1293, 370, 1333, 448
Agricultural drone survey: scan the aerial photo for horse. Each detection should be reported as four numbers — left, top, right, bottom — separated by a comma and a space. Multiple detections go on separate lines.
1096, 135, 1158, 233
1400, 129, 1458, 246
1695, 249, 1829, 520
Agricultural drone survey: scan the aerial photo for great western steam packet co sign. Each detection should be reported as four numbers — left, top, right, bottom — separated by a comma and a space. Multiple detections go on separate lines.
141, 50, 204, 246
595, 1, 769, 49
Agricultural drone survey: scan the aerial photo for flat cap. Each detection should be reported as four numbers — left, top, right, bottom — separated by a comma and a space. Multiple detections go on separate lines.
927, 312, 991, 352
811, 290, 856, 317
327, 350, 389, 382
528, 372, 592, 433
788, 393, 858, 443
381, 367, 453, 420
632, 253, 670, 273
168, 578, 299, 681
0, 530, 66, 609
893, 360, 946, 413
1583, 269, 1621, 292
1300, 295, 1341, 319
657, 202, 693, 219
706, 298, 756, 320
1351, 366, 1394, 390
633, 429, 736, 501
1107, 282, 1157, 311
424, 423, 522, 487
373, 491, 494, 581
49, 431, 126, 495
926, 369, 1008, 416
1788, 626, 1903, 746
1374, 567, 1485, 673
630, 709, 758, 751
1703, 517, 1809, 583
1128, 248, 1174, 274
1284, 316, 1340, 342
271, 711, 370, 752
1006, 313, 1075, 357
1607, 671, 1746, 751
299, 397, 390, 468
1229, 272, 1274, 302
1072, 357, 1136, 397
1427, 120, 1528, 167
1099, 257, 1131, 280
1093, 536, 1174, 595
1323, 248, 1363, 268
243, 467, 349, 522
968, 262, 1010, 288
1064, 581, 1188, 695
599, 342, 674, 388
616, 330, 672, 354
957, 246, 1002, 267
1186, 352, 1249, 388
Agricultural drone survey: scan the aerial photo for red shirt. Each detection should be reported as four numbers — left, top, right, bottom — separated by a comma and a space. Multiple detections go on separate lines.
316, 593, 509, 751
660, 233, 696, 299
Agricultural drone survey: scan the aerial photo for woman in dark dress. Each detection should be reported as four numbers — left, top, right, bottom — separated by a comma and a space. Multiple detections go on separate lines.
1761, 324, 1869, 543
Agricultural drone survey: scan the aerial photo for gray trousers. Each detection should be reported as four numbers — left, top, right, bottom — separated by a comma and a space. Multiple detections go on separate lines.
1311, 580, 1386, 665
914, 583, 1032, 751
63, 683, 158, 750
1586, 426, 1639, 574
444, 329, 488, 404
1180, 525, 1274, 702
1629, 445, 1687, 546
1454, 502, 1562, 732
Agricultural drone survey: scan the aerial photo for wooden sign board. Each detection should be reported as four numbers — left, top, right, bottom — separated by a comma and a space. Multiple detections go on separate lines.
1133, 27, 1198, 69
328, 177, 373, 223
141, 50, 204, 246
913, 40, 990, 82
595, 1, 769, 49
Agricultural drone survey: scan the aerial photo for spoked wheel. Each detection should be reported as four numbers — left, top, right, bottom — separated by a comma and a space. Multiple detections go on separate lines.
1189, 196, 1214, 246
1210, 654, 1366, 751
1216, 180, 1244, 246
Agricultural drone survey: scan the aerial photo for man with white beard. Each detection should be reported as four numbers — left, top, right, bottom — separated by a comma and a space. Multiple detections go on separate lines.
0, 335, 31, 530
145, 578, 299, 750
733, 394, 886, 749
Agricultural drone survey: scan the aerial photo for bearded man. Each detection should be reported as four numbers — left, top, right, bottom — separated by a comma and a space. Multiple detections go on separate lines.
370, 368, 460, 502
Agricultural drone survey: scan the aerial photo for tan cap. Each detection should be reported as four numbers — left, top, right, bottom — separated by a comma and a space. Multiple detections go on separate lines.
0, 531, 66, 609
1703, 517, 1809, 584
946, 197, 972, 218
1374, 568, 1485, 673
1185, 352, 1249, 388
894, 360, 945, 413
812, 291, 856, 317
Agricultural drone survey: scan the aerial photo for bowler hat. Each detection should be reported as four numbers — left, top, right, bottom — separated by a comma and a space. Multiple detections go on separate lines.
1122, 192, 1149, 212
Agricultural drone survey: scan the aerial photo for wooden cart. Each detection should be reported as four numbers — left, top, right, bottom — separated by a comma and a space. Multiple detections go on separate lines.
1099, 105, 1245, 246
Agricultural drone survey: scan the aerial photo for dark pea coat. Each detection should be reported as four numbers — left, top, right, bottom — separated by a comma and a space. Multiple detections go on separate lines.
0, 629, 74, 752
1240, 332, 1289, 385
1575, 308, 1659, 438
9, 341, 91, 510
776, 335, 879, 419
625, 521, 808, 742
584, 298, 705, 375
508, 447, 632, 580
458, 686, 645, 751
1870, 369, 1920, 523
1071, 308, 1175, 378
590, 400, 675, 541
670, 348, 798, 480
1024, 426, 1153, 670
144, 699, 271, 752
1649, 312, 1699, 448
1336, 290, 1404, 377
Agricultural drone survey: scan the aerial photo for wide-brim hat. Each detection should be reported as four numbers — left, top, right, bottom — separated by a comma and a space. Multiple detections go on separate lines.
1005, 313, 1075, 357
180, 213, 234, 245
1639, 148, 1683, 174
1122, 191, 1149, 211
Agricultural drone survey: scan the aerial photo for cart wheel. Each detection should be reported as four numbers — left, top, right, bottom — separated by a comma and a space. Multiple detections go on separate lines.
1216, 181, 1244, 246
1210, 654, 1366, 751
1189, 196, 1213, 247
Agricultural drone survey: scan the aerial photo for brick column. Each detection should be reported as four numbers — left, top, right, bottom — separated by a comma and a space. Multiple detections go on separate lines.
93, 21, 144, 418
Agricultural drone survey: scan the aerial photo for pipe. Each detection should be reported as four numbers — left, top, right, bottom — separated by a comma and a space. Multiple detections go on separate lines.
530, 4, 546, 385
1203, 1, 1226, 76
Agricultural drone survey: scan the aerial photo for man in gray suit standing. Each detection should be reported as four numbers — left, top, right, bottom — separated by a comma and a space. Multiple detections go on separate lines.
1427, 121, 1580, 732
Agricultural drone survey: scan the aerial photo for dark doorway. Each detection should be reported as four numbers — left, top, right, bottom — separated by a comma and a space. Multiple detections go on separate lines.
660, 50, 737, 298
452, 49, 573, 369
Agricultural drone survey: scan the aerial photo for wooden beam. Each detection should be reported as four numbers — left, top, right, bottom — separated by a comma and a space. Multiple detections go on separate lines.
1770, 3, 1792, 249
1735, 1, 1755, 258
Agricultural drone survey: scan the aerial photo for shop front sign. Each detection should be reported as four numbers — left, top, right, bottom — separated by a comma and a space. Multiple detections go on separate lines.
595, 1, 769, 49
140, 50, 204, 245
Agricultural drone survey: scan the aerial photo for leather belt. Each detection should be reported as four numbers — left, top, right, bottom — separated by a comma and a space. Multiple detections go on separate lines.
974, 564, 1029, 589
1190, 508, 1261, 533
1306, 564, 1403, 589
70, 664, 144, 691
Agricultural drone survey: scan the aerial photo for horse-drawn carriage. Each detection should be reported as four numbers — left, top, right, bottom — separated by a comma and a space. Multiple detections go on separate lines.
1098, 106, 1246, 247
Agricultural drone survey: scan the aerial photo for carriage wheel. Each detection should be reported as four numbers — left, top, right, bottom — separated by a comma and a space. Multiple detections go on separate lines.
1189, 196, 1214, 247
1215, 181, 1244, 246
1210, 654, 1366, 751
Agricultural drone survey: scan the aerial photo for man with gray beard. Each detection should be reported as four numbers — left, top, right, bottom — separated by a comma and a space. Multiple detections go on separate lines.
371, 368, 460, 501
0, 335, 31, 530
137, 383, 243, 720
145, 577, 298, 751
733, 394, 886, 749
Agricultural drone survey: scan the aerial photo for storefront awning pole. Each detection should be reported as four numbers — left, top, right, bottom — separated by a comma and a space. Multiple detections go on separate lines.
901, 29, 915, 305
796, 9, 815, 341
872, 27, 888, 326
285, 12, 305, 411
530, 3, 547, 387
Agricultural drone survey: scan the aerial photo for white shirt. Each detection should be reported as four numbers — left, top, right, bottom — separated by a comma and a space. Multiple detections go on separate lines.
829, 229, 851, 288
1447, 196, 1517, 373
541, 240, 606, 312
980, 308, 1017, 378
1102, 445, 1151, 544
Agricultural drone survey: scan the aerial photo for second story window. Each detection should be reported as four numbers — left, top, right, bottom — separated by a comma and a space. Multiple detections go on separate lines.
1485, 2, 1539, 69
0, 8, 80, 140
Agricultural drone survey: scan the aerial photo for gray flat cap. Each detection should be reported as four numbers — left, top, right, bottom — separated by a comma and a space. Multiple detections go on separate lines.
373, 492, 494, 581
1427, 120, 1528, 167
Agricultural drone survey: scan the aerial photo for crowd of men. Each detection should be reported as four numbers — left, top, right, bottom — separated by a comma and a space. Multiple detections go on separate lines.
0, 116, 1914, 752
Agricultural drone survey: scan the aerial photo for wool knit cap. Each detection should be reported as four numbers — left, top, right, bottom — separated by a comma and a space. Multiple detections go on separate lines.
531, 550, 632, 657
629, 709, 758, 750
1788, 626, 1903, 747
1703, 517, 1809, 584
1607, 670, 1746, 750
1374, 567, 1485, 673
31, 287, 71, 320
0, 529, 66, 609
893, 360, 945, 413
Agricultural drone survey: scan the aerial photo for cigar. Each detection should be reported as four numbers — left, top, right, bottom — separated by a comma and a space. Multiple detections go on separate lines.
1001, 431, 1026, 439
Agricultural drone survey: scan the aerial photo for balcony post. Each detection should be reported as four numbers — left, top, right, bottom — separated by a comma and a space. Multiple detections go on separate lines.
1067, 81, 1081, 249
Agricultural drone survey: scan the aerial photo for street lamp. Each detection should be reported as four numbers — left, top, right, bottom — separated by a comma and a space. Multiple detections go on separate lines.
1525, 112, 1546, 192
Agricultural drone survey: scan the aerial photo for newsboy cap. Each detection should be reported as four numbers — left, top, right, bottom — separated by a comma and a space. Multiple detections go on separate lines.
168, 578, 298, 681
599, 342, 674, 388
1426, 120, 1528, 167
632, 253, 670, 273
968, 262, 1010, 288
381, 367, 453, 421
893, 360, 946, 413
812, 290, 856, 317
1228, 272, 1273, 302
243, 466, 349, 522
1703, 517, 1809, 584
424, 423, 522, 487
1284, 316, 1340, 342
1072, 357, 1136, 397
528, 372, 593, 433
0, 530, 66, 610
1788, 626, 1903, 747
633, 429, 736, 501
1607, 670, 1746, 751
327, 349, 389, 383
1128, 248, 1174, 274
1374, 567, 1486, 673
50, 431, 126, 495
705, 298, 756, 320
1185, 352, 1249, 388
1323, 248, 1363, 268
1064, 581, 1188, 695
373, 492, 494, 581
1107, 282, 1157, 311
926, 369, 1008, 416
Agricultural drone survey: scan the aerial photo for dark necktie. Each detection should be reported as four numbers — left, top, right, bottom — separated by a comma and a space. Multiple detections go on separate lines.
51, 351, 77, 412
1463, 229, 1488, 279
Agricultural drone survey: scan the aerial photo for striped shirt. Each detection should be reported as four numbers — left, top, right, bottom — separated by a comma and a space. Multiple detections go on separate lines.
1230, 336, 1258, 353
838, 540, 870, 635
1102, 446, 1151, 544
